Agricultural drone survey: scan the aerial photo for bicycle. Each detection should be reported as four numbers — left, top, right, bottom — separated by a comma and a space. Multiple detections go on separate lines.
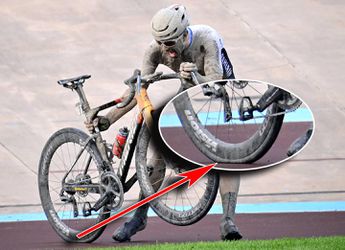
38, 70, 219, 243
171, 79, 302, 164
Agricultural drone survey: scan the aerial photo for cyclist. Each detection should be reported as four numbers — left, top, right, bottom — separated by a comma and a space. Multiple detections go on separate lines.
86, 4, 242, 242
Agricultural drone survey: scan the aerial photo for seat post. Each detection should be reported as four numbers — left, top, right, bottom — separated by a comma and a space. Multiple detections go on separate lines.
74, 85, 91, 120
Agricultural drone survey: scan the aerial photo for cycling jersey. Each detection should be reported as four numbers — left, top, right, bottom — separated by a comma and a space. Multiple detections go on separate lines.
142, 25, 235, 87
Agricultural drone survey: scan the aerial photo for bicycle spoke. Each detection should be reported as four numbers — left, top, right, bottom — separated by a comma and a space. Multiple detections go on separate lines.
204, 96, 213, 128
216, 93, 223, 138
184, 189, 194, 208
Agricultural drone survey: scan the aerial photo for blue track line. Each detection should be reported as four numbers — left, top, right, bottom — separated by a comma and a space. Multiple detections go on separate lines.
1, 201, 344, 223
159, 108, 313, 128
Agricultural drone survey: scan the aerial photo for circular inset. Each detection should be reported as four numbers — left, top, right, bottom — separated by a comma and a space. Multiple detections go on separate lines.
159, 79, 314, 171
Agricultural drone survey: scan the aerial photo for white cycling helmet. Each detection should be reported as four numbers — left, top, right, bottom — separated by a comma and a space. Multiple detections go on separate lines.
151, 4, 189, 41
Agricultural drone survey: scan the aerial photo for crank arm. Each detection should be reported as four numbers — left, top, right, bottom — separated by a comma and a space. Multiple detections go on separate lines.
92, 192, 111, 212
256, 86, 284, 112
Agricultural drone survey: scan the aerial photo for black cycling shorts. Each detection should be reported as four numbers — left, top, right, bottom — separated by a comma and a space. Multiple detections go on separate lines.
221, 48, 235, 79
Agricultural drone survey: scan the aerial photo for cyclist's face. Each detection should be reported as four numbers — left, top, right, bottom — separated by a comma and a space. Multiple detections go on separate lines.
156, 31, 187, 58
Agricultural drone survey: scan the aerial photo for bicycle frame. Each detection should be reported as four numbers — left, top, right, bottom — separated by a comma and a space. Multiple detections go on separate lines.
67, 75, 158, 196
116, 87, 155, 192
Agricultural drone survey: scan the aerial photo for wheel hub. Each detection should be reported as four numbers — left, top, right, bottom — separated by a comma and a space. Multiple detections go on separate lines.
75, 174, 92, 197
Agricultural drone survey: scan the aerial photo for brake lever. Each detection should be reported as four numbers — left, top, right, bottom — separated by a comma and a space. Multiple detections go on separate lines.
124, 69, 141, 86
116, 70, 140, 108
190, 72, 199, 85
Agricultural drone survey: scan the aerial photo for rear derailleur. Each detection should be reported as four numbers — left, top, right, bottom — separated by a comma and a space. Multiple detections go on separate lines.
60, 171, 124, 218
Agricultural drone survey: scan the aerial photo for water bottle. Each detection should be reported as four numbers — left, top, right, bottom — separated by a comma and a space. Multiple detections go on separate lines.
112, 127, 129, 158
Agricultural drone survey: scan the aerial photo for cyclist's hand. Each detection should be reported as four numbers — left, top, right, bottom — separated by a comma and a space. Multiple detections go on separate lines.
180, 62, 197, 80
84, 116, 110, 133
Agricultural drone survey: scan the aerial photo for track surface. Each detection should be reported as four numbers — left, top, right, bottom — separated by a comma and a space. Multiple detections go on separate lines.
1, 212, 344, 250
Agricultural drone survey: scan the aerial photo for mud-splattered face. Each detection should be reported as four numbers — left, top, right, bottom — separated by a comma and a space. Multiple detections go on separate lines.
156, 31, 187, 58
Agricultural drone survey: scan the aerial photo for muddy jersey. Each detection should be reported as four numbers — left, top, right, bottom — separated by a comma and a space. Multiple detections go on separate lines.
141, 25, 234, 86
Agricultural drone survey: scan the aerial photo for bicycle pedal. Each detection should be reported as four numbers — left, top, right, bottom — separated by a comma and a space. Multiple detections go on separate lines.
239, 97, 255, 121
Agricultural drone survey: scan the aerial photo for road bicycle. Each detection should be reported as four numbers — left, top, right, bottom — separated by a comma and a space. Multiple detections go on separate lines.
38, 70, 219, 243
38, 70, 301, 243
172, 79, 302, 163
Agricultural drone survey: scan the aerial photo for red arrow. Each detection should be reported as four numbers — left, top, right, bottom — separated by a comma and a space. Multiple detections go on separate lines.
77, 163, 216, 239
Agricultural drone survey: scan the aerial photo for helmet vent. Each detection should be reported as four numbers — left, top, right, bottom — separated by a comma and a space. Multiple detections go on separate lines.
161, 25, 169, 32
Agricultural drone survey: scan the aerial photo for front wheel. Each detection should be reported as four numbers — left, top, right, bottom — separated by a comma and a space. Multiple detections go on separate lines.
38, 128, 109, 242
136, 125, 219, 226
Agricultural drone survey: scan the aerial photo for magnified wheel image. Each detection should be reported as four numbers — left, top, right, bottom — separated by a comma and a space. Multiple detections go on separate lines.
159, 79, 314, 171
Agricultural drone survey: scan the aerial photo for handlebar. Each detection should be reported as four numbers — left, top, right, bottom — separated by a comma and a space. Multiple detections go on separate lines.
65, 70, 189, 124
115, 70, 181, 109
115, 69, 140, 108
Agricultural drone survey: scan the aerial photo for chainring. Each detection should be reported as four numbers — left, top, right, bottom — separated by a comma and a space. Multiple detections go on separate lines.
100, 172, 124, 211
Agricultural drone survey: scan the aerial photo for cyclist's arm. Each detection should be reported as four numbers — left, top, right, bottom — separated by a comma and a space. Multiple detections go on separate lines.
194, 40, 223, 84
105, 43, 160, 125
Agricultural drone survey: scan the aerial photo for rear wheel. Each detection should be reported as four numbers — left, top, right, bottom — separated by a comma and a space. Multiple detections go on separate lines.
38, 128, 109, 242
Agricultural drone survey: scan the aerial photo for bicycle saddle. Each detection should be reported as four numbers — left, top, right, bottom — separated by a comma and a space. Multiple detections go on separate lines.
57, 75, 91, 86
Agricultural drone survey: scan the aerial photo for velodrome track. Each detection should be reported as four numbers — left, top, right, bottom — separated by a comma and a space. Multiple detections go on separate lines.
1, 1, 344, 249
0, 120, 344, 249
1, 212, 345, 249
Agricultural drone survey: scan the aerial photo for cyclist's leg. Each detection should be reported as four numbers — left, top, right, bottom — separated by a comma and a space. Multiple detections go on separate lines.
219, 172, 242, 240
112, 196, 149, 242
220, 49, 242, 239
113, 153, 165, 242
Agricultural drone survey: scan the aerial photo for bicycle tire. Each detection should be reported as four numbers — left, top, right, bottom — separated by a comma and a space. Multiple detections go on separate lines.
136, 125, 219, 226
38, 128, 109, 242
173, 82, 285, 163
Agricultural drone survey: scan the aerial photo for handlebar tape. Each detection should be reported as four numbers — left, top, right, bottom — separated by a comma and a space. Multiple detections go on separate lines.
124, 69, 141, 86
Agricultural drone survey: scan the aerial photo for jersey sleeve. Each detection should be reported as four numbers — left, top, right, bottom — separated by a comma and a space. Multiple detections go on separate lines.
202, 39, 224, 81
